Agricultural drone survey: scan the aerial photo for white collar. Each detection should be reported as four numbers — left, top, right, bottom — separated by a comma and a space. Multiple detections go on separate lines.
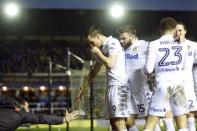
101, 36, 112, 49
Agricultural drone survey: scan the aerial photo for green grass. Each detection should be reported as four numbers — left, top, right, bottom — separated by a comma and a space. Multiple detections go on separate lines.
17, 119, 194, 131
17, 127, 108, 131
17, 120, 110, 131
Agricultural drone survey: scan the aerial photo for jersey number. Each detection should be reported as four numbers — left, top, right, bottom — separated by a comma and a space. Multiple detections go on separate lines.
158, 46, 182, 66
137, 104, 145, 113
188, 100, 194, 108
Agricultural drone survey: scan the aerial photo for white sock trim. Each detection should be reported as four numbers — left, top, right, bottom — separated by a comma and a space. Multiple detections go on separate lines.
178, 128, 188, 131
187, 117, 195, 131
162, 118, 175, 131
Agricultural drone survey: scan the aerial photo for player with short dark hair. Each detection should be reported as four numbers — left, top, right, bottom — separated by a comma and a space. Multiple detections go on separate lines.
76, 26, 129, 131
144, 17, 188, 131
117, 25, 161, 131
175, 21, 197, 131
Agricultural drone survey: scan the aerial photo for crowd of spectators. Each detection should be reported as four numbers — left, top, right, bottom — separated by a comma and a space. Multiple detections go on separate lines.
0, 37, 91, 73
1, 87, 72, 114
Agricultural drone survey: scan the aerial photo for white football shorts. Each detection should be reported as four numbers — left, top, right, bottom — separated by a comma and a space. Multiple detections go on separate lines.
148, 80, 188, 117
105, 85, 130, 119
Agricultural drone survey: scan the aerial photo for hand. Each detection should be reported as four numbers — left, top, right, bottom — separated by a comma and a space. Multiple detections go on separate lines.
64, 109, 80, 122
91, 47, 101, 55
147, 73, 155, 91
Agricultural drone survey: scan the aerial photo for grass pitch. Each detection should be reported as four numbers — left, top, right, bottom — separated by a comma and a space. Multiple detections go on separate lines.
16, 119, 180, 131
17, 119, 109, 131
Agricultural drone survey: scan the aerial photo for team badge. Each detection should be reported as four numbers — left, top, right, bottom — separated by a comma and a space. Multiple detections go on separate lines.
132, 47, 137, 52
188, 51, 192, 56
187, 45, 192, 56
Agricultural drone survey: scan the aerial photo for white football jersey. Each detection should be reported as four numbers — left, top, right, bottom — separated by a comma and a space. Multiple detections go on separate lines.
145, 35, 186, 82
193, 64, 197, 89
125, 40, 150, 116
125, 40, 148, 70
99, 36, 127, 86
183, 39, 197, 80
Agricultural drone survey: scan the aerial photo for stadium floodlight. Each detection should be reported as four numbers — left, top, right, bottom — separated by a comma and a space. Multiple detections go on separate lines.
23, 86, 29, 91
58, 86, 65, 91
40, 86, 46, 91
2, 86, 8, 91
109, 4, 125, 19
3, 2, 20, 18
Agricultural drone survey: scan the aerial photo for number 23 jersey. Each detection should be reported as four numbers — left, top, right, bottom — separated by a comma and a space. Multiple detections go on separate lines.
145, 35, 186, 82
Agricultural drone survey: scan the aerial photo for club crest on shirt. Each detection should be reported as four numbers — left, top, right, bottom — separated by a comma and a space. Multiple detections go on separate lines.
188, 51, 192, 56
132, 47, 137, 52
187, 45, 192, 56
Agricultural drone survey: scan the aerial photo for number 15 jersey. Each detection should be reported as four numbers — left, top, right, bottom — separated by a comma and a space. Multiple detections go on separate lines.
145, 35, 186, 82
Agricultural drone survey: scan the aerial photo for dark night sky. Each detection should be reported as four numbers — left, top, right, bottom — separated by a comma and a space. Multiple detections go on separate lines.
0, 0, 197, 40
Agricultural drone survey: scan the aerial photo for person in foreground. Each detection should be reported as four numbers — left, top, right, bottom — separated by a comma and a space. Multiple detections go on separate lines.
0, 96, 80, 131
76, 26, 129, 131
117, 25, 161, 131
144, 17, 188, 131
175, 21, 197, 131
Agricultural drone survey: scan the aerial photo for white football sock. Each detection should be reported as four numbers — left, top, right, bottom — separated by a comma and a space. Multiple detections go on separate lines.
187, 117, 196, 131
154, 123, 161, 131
178, 128, 188, 131
162, 118, 175, 131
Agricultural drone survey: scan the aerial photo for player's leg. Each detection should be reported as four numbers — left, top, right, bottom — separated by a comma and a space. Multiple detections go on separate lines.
154, 123, 161, 131
144, 115, 160, 130
125, 97, 139, 131
162, 111, 175, 131
107, 85, 130, 131
174, 115, 188, 130
110, 118, 127, 131
187, 112, 196, 131
126, 114, 138, 131
184, 81, 197, 131
170, 82, 188, 130
144, 116, 161, 131
126, 77, 141, 131
144, 82, 168, 130
145, 86, 161, 131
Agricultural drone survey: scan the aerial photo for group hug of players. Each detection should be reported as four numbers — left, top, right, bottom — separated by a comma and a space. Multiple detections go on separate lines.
76, 17, 197, 131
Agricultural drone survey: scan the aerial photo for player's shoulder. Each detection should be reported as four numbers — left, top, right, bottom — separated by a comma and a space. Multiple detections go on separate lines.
187, 39, 197, 44
107, 36, 120, 46
148, 38, 160, 46
110, 36, 119, 43
138, 40, 149, 45
136, 40, 149, 50
185, 39, 197, 47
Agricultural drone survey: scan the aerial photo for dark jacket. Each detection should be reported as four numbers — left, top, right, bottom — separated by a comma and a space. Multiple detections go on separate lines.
0, 108, 64, 131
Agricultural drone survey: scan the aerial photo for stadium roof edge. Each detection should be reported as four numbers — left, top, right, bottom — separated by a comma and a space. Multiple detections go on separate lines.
0, 0, 197, 11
